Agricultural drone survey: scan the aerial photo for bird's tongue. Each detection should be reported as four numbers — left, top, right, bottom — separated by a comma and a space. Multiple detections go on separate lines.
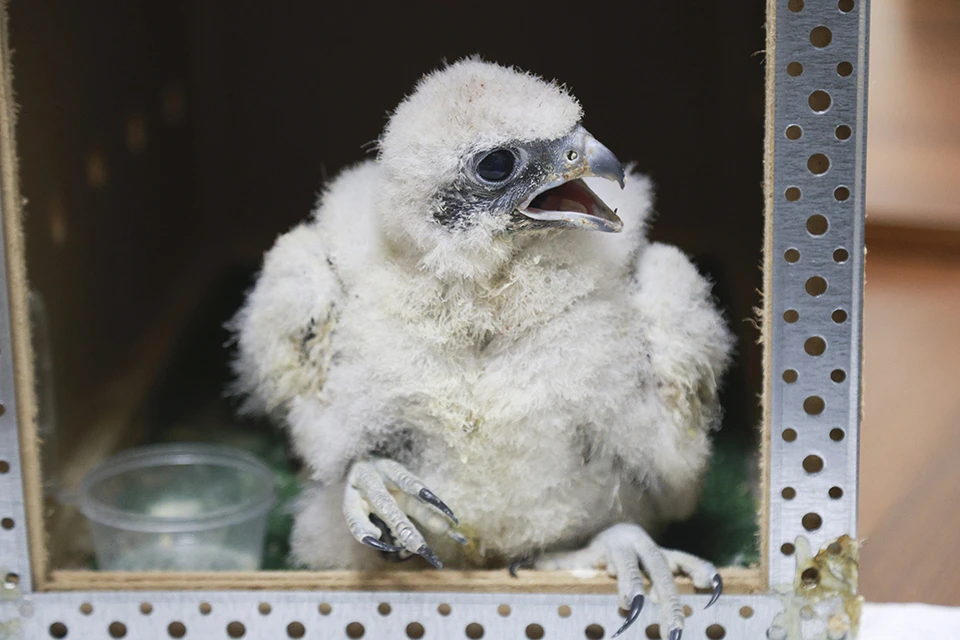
529, 179, 599, 215
520, 179, 623, 233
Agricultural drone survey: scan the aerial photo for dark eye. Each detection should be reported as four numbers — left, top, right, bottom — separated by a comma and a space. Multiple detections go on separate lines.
476, 149, 515, 182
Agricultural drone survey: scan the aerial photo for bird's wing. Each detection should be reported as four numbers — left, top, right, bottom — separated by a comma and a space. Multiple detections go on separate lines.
231, 161, 381, 420
230, 220, 344, 418
632, 242, 733, 434
614, 242, 735, 520
231, 162, 393, 484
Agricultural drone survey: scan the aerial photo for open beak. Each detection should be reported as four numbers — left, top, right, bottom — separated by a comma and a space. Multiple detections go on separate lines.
517, 126, 625, 233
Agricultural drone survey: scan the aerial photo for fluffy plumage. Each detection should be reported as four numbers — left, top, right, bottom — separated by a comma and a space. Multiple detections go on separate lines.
231, 58, 733, 572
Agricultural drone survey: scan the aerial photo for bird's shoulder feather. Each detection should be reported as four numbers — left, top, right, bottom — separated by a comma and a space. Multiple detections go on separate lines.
231, 221, 344, 417
629, 242, 734, 433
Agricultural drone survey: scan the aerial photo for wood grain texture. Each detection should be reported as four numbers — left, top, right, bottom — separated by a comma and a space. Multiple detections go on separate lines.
47, 567, 763, 594
0, 0, 46, 589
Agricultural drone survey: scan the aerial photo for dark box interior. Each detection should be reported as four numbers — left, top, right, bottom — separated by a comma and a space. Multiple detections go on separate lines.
10, 1, 766, 571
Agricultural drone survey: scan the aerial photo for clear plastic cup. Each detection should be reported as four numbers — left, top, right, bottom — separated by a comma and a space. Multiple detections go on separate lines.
78, 443, 277, 571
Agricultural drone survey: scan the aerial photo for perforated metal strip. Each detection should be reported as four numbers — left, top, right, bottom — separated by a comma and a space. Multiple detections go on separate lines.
27, 591, 780, 639
768, 0, 868, 586
0, 184, 31, 596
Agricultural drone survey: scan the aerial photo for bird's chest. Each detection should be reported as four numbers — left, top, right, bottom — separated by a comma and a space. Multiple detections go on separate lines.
391, 340, 550, 446
342, 270, 641, 469
374, 295, 638, 455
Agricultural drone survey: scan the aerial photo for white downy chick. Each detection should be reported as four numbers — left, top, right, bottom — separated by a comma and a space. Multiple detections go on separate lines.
232, 58, 733, 639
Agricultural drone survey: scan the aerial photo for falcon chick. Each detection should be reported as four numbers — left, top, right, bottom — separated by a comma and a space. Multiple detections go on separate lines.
232, 59, 733, 639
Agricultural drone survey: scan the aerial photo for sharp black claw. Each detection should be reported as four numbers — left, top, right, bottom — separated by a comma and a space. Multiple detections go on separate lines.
419, 488, 458, 524
361, 535, 404, 553
706, 572, 723, 609
508, 556, 534, 578
611, 594, 644, 638
669, 629, 682, 640
416, 544, 443, 569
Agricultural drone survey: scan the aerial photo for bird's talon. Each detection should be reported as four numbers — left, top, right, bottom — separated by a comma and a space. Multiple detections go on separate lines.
705, 572, 722, 609
361, 535, 404, 553
419, 488, 458, 524
450, 531, 469, 546
611, 594, 644, 638
669, 628, 682, 640
416, 543, 443, 569
509, 556, 534, 578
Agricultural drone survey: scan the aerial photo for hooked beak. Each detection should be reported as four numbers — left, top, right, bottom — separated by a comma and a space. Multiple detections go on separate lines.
517, 126, 625, 233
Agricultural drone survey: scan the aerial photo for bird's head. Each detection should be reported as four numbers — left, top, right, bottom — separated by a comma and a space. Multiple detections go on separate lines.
377, 59, 626, 248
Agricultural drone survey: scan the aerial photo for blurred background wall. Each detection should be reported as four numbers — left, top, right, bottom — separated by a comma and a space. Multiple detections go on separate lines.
861, 0, 960, 606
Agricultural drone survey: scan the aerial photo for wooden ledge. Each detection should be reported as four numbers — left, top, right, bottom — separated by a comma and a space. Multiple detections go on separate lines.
47, 568, 763, 594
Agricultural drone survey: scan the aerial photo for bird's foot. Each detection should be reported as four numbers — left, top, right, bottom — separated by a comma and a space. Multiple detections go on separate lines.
521, 523, 722, 640
343, 458, 465, 569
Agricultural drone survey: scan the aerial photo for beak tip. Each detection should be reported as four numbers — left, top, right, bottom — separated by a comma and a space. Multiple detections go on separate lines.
583, 133, 626, 189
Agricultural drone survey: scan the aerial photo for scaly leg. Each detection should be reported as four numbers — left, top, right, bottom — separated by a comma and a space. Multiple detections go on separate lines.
342, 458, 464, 568
517, 523, 722, 640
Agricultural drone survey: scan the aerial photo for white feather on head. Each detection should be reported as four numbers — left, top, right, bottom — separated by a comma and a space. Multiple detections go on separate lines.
376, 57, 586, 280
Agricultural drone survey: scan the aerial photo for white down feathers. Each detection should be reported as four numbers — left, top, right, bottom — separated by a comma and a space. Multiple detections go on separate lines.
231, 59, 734, 569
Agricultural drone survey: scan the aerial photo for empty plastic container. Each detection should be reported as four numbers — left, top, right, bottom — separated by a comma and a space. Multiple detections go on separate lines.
78, 443, 277, 571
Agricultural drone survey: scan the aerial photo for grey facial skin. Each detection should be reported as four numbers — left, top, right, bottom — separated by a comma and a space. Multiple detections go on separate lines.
434, 125, 625, 233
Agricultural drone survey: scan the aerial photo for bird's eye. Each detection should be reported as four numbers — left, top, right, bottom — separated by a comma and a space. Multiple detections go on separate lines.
476, 149, 516, 182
